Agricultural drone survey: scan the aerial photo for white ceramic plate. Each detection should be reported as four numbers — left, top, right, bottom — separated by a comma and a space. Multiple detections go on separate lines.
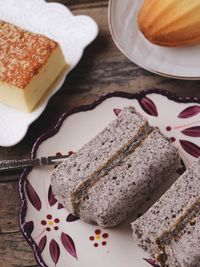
0, 0, 98, 147
19, 89, 200, 267
108, 0, 200, 80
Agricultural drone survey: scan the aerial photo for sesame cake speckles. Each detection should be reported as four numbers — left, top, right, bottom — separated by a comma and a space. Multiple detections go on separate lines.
0, 20, 58, 89
51, 107, 181, 228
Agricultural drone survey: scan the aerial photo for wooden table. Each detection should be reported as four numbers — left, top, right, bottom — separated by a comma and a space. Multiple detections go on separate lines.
1, 0, 200, 266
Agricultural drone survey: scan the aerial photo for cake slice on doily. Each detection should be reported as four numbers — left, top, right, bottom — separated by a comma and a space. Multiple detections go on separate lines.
0, 20, 67, 112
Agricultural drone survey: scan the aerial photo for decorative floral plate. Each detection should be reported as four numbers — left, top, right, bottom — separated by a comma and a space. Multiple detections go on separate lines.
0, 0, 98, 147
19, 89, 200, 267
108, 0, 200, 80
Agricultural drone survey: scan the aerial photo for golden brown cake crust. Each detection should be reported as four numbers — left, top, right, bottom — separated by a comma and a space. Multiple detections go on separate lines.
0, 20, 58, 89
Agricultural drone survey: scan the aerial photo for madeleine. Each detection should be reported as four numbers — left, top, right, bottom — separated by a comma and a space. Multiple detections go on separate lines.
138, 0, 200, 47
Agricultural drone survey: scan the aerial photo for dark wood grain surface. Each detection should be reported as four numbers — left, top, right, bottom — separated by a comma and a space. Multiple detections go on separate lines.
1, 1, 200, 266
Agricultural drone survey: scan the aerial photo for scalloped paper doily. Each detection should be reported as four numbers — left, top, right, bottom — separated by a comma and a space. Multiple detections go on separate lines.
0, 0, 98, 147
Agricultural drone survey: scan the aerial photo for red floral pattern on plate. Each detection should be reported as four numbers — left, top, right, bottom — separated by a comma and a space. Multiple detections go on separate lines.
40, 214, 60, 232
179, 140, 200, 158
48, 185, 57, 206
24, 221, 34, 235
50, 239, 60, 265
144, 259, 160, 267
181, 126, 200, 137
178, 106, 200, 119
26, 180, 42, 211
114, 100, 200, 158
38, 235, 47, 253
113, 108, 122, 116
131, 94, 200, 159
66, 213, 79, 222
57, 203, 64, 209
138, 96, 158, 117
61, 232, 78, 259
89, 229, 109, 248
25, 151, 78, 265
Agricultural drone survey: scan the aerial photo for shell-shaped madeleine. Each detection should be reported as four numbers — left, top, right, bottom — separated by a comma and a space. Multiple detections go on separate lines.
138, 0, 200, 47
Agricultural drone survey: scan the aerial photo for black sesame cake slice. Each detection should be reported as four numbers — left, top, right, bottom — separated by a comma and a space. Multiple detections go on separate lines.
161, 210, 200, 267
51, 107, 152, 215
132, 158, 200, 267
78, 129, 180, 228
51, 106, 181, 227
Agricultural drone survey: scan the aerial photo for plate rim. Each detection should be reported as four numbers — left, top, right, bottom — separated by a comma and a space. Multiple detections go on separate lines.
108, 0, 200, 80
19, 88, 200, 267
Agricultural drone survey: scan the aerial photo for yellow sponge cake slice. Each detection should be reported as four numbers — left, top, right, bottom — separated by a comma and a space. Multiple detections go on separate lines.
0, 20, 67, 112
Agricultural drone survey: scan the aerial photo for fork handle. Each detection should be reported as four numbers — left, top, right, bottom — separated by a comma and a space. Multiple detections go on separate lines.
0, 158, 41, 171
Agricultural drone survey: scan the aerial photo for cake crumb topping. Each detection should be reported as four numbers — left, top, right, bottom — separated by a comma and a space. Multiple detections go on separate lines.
0, 20, 57, 89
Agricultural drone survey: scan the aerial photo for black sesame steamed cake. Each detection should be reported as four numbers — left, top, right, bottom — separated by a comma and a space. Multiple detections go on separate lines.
132, 158, 200, 267
51, 107, 180, 227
